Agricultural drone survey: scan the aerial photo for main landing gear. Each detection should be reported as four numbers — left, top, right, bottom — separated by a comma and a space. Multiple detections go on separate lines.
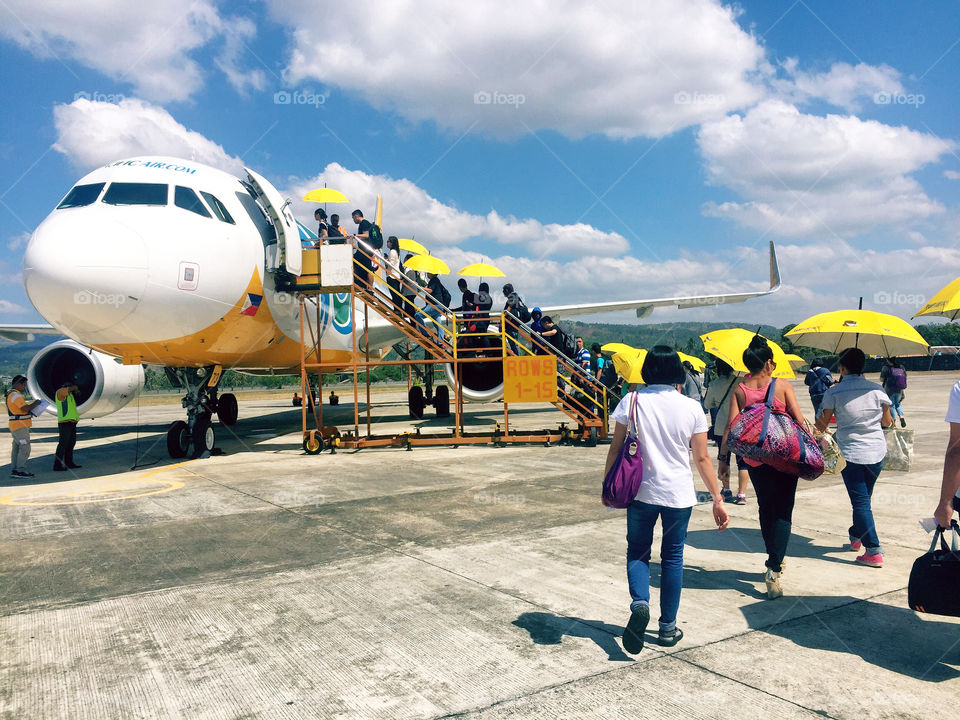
164, 367, 238, 459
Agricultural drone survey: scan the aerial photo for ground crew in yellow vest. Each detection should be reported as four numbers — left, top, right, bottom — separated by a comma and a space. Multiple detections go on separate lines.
53, 380, 82, 471
7, 374, 41, 479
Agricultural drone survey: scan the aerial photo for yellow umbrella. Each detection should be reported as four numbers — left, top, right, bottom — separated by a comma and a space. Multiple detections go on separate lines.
600, 342, 637, 355
404, 254, 450, 275
914, 277, 960, 321
612, 348, 647, 384
458, 262, 505, 278
677, 352, 706, 372
399, 238, 429, 256
302, 188, 350, 204
700, 328, 796, 379
785, 310, 928, 357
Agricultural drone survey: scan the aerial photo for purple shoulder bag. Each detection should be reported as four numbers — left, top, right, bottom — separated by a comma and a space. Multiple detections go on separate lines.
602, 392, 644, 508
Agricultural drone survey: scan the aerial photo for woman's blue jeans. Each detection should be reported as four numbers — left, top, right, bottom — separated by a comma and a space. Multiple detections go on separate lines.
841, 460, 884, 554
887, 391, 904, 420
626, 501, 692, 625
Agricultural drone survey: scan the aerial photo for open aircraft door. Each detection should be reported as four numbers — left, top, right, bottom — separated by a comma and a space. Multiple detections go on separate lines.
245, 167, 302, 276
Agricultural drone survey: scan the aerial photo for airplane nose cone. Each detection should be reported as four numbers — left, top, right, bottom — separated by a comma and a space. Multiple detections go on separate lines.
24, 208, 148, 336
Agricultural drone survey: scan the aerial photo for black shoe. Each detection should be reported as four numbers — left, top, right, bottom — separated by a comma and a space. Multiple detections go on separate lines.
12, 469, 32, 478
66, 464, 82, 469
622, 605, 649, 654
658, 627, 684, 647
899, 417, 906, 428
53, 466, 68, 472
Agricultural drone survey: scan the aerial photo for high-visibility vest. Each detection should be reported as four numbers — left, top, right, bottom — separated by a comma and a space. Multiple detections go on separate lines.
6, 390, 32, 430
56, 388, 79, 423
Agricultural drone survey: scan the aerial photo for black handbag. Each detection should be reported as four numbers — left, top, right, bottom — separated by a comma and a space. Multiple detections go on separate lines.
908, 520, 960, 617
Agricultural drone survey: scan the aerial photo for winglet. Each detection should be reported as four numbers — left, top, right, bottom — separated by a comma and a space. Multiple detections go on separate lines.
769, 241, 781, 291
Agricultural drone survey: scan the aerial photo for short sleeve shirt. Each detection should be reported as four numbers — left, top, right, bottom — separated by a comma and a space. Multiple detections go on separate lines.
611, 386, 708, 508
944, 381, 960, 500
6, 390, 32, 430
820, 375, 891, 464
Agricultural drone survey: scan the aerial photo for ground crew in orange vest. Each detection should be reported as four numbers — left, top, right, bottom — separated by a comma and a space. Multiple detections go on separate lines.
6, 374, 40, 479
53, 380, 81, 471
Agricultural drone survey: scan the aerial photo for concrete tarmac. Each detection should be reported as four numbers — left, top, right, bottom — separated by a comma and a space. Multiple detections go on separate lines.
0, 374, 958, 719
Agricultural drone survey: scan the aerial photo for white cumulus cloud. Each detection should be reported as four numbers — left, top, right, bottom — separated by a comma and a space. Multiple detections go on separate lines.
773, 60, 904, 110
53, 98, 244, 174
268, 0, 766, 139
698, 100, 954, 237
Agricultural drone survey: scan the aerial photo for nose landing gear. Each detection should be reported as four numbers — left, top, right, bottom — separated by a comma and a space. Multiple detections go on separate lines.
164, 366, 227, 458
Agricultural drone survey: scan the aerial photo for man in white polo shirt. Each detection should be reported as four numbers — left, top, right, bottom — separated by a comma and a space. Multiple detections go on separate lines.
934, 380, 960, 528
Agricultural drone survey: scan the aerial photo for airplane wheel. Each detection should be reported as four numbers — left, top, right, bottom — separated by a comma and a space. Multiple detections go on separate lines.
303, 433, 324, 455
409, 386, 425, 419
167, 421, 190, 459
191, 416, 215, 458
217, 393, 238, 426
433, 384, 450, 418
586, 427, 598, 447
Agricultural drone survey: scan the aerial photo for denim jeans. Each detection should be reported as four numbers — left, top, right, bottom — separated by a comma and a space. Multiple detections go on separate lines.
747, 464, 799, 573
810, 393, 824, 418
626, 501, 692, 626
841, 460, 884, 554
415, 305, 446, 342
887, 391, 904, 420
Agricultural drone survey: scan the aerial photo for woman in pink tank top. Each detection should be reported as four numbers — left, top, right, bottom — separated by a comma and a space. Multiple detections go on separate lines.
718, 335, 807, 599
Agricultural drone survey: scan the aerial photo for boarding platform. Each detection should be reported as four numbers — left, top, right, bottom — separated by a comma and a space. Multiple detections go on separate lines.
286, 240, 611, 453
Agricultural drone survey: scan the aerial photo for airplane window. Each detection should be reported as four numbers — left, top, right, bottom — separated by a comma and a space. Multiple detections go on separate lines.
174, 186, 211, 218
102, 182, 168, 206
56, 183, 105, 209
200, 191, 235, 224
235, 190, 277, 244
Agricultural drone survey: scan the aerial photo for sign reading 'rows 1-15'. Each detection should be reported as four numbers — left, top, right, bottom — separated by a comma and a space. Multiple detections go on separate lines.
502, 356, 559, 403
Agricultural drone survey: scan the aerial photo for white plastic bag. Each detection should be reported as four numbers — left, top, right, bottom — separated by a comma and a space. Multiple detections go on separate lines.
884, 427, 914, 472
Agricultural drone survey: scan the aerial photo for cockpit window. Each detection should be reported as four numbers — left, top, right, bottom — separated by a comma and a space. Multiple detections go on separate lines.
56, 183, 105, 209
174, 186, 211, 218
102, 182, 168, 206
200, 191, 235, 224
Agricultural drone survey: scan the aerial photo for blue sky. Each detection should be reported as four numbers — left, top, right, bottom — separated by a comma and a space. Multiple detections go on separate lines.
1, 0, 959, 327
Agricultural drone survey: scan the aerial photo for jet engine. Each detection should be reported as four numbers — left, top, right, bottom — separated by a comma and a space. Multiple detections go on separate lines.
443, 337, 505, 402
26, 339, 144, 418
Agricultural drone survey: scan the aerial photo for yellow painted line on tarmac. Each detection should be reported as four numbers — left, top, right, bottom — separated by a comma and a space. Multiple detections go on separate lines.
0, 460, 196, 507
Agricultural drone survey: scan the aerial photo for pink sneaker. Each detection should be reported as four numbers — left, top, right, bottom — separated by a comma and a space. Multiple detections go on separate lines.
856, 552, 883, 567
849, 541, 862, 551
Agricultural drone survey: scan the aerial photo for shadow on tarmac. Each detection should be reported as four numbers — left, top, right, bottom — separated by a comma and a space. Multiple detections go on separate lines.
513, 611, 634, 661
741, 596, 960, 682
685, 527, 852, 564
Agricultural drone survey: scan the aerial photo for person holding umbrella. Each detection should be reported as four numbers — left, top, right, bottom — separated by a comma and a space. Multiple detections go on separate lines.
719, 335, 807, 599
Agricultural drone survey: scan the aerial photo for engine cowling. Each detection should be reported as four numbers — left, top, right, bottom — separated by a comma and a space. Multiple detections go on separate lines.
443, 334, 505, 402
26, 339, 144, 418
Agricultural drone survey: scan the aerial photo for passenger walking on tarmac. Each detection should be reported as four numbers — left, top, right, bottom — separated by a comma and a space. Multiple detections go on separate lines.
804, 359, 834, 418
719, 335, 807, 599
314, 209, 328, 239
816, 348, 893, 568
6, 374, 40, 479
933, 379, 960, 528
53, 379, 82, 471
384, 237, 404, 316
400, 254, 420, 320
879, 357, 908, 427
681, 361, 704, 402
415, 272, 451, 343
605, 346, 729, 653
349, 209, 375, 289
326, 214, 345, 244
704, 359, 748, 505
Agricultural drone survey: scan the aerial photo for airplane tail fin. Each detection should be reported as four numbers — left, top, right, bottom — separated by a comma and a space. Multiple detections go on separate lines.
769, 241, 781, 290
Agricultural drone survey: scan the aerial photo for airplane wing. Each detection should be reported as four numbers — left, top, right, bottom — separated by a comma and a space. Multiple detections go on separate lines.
542, 241, 781, 321
0, 323, 60, 342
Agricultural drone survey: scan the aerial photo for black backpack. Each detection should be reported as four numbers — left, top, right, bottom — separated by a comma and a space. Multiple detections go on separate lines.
438, 282, 452, 308
368, 223, 383, 249
515, 296, 532, 323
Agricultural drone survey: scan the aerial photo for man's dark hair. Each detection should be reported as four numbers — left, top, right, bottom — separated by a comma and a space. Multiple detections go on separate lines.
502, 283, 514, 295
330, 214, 339, 225
742, 335, 774, 373
838, 347, 866, 374
810, 358, 823, 369
590, 343, 601, 354
314, 208, 327, 219
478, 282, 489, 292
457, 278, 468, 290
642, 345, 685, 386
352, 209, 363, 218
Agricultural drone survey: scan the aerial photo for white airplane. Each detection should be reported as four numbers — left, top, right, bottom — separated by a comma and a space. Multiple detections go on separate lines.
5, 156, 781, 457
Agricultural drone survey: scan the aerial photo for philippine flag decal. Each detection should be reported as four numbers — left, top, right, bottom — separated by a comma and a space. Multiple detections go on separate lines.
240, 293, 263, 317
